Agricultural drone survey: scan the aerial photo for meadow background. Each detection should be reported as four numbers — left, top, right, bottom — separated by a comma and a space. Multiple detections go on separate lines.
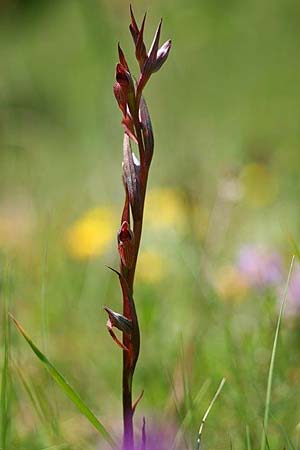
1, 0, 300, 449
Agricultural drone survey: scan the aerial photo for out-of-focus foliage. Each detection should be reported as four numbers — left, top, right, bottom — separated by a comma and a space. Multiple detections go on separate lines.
1, 0, 300, 449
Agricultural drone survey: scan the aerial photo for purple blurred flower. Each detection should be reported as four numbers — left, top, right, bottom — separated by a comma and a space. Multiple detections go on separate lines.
285, 263, 300, 316
100, 420, 180, 450
237, 244, 283, 289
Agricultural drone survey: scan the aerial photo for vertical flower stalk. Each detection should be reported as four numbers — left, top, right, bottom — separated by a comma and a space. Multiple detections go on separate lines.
104, 6, 171, 450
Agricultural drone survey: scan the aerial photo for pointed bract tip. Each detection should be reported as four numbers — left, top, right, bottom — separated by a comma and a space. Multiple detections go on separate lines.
130, 4, 138, 27
142, 12, 147, 26
148, 19, 162, 60
105, 265, 121, 277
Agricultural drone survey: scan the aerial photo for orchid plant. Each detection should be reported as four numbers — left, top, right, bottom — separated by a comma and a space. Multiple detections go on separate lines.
104, 6, 171, 450
9, 6, 171, 450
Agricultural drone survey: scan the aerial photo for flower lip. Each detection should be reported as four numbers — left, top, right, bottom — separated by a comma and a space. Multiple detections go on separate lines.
116, 64, 130, 86
118, 221, 133, 243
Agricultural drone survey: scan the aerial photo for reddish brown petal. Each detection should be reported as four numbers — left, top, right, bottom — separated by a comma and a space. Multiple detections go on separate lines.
122, 116, 138, 143
104, 306, 133, 334
136, 20, 162, 99
105, 317, 129, 351
148, 19, 162, 65
129, 4, 139, 43
122, 134, 141, 220
118, 221, 135, 269
135, 13, 147, 69
116, 63, 130, 87
121, 187, 130, 225
113, 81, 127, 116
152, 39, 172, 73
118, 44, 130, 72
139, 96, 154, 164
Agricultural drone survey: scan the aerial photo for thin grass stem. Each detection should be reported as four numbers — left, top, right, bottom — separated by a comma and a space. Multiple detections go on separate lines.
260, 255, 295, 450
195, 378, 226, 450
246, 425, 251, 450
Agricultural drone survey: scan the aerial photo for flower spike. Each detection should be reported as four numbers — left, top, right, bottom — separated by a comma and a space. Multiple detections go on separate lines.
109, 8, 171, 450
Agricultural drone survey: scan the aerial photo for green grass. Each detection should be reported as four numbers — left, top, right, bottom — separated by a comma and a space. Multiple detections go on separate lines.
10, 314, 116, 449
261, 256, 295, 450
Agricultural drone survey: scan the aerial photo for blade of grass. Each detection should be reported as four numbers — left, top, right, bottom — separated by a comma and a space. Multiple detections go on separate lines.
194, 378, 226, 450
13, 358, 61, 443
260, 256, 295, 450
12, 359, 45, 426
166, 370, 190, 450
288, 234, 300, 263
179, 336, 194, 420
272, 416, 296, 450
171, 378, 211, 450
9, 314, 117, 450
246, 425, 252, 450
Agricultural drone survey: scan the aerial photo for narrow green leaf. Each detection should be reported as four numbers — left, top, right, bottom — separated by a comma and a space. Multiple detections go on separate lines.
246, 425, 251, 450
9, 314, 117, 449
260, 256, 295, 450
194, 378, 226, 450
288, 235, 300, 263
13, 358, 58, 440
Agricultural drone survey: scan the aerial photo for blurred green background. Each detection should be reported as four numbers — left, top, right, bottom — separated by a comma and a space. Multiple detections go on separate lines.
1, 0, 300, 449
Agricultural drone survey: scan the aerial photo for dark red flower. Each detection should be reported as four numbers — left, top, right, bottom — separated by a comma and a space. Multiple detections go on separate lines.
118, 221, 135, 269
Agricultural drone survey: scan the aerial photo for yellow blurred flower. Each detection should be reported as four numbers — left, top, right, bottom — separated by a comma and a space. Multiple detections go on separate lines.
136, 250, 167, 284
215, 265, 249, 303
239, 163, 278, 207
65, 207, 117, 260
145, 187, 186, 232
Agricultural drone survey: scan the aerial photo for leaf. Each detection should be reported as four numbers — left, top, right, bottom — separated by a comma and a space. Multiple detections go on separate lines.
9, 314, 117, 450
139, 96, 154, 164
260, 256, 295, 450
123, 133, 140, 220
194, 378, 226, 450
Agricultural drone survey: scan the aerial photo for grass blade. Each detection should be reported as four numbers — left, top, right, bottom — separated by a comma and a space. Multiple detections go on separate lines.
9, 314, 117, 449
246, 425, 251, 450
13, 358, 61, 442
194, 378, 226, 450
288, 234, 300, 263
260, 256, 295, 450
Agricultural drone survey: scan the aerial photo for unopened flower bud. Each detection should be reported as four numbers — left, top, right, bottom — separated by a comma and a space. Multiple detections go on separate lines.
118, 221, 135, 268
113, 63, 135, 117
151, 39, 172, 73
104, 307, 133, 334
